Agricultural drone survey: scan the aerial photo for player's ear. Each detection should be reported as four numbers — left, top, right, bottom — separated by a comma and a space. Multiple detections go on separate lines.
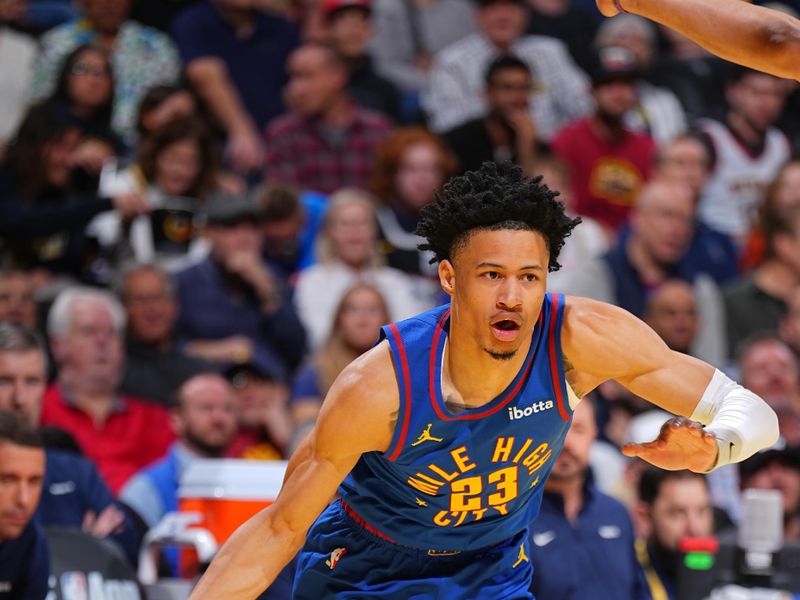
439, 260, 455, 297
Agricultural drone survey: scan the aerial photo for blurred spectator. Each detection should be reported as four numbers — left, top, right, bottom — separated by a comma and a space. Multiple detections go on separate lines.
257, 185, 327, 284
135, 84, 199, 141
634, 468, 713, 600
697, 67, 791, 240
0, 104, 148, 283
29, 0, 180, 146
290, 283, 388, 445
741, 160, 800, 272
551, 46, 656, 235
424, 0, 591, 140
654, 134, 739, 285
536, 154, 609, 291
442, 56, 542, 178
321, 0, 402, 122
371, 126, 455, 279
0, 0, 37, 151
40, 288, 174, 493
738, 335, 800, 446
528, 399, 649, 600
0, 412, 48, 600
738, 444, 800, 542
172, 0, 300, 174
264, 42, 392, 194
120, 373, 238, 529
0, 323, 140, 565
225, 355, 292, 460
175, 193, 306, 373
524, 0, 598, 73
780, 286, 800, 359
643, 279, 698, 356
41, 44, 121, 165
554, 180, 726, 366
113, 117, 228, 269
723, 204, 800, 358
294, 189, 427, 350
369, 0, 475, 95
0, 269, 37, 328
594, 15, 687, 145
118, 263, 213, 407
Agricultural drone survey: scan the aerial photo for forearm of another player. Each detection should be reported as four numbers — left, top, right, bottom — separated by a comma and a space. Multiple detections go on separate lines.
619, 0, 800, 80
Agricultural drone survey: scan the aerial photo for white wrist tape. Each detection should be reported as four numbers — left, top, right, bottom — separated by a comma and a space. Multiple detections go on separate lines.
690, 369, 780, 471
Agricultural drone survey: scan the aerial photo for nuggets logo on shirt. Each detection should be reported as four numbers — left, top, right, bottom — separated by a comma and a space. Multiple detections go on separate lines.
406, 436, 553, 528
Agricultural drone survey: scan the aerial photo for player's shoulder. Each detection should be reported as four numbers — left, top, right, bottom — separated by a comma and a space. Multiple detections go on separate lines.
562, 295, 631, 330
327, 340, 399, 411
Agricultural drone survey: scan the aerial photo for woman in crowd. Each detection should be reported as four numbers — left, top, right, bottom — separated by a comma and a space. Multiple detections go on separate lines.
0, 103, 146, 283
741, 160, 800, 271
294, 188, 429, 350
370, 126, 457, 281
290, 283, 389, 447
42, 44, 120, 186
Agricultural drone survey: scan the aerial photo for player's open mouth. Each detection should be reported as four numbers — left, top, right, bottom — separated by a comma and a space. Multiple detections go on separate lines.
490, 319, 521, 341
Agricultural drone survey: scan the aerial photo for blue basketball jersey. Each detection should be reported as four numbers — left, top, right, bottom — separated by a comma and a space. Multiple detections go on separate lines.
338, 293, 574, 552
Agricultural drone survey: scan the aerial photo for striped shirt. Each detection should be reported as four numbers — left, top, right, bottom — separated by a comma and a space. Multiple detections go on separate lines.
423, 33, 592, 140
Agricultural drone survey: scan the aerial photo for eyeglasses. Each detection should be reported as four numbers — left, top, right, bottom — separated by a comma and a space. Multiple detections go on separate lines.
71, 62, 111, 77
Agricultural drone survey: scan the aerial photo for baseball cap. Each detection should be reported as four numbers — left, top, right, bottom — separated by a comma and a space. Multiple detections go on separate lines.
205, 191, 261, 227
589, 46, 641, 86
224, 348, 287, 387
321, 0, 371, 19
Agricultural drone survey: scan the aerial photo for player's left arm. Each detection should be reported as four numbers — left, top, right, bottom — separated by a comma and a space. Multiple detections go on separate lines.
561, 296, 779, 472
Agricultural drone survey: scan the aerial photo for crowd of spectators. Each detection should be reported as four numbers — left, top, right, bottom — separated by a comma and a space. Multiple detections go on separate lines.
1, 0, 800, 597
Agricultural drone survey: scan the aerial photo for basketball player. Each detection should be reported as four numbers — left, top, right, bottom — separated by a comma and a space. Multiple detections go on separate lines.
189, 162, 779, 599
595, 0, 800, 81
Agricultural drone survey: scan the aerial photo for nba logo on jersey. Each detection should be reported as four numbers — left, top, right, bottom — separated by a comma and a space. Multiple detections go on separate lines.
325, 547, 347, 570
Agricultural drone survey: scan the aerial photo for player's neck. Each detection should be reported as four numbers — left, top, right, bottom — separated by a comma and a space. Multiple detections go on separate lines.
442, 327, 531, 408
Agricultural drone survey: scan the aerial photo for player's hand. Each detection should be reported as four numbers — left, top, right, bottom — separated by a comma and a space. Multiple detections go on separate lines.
622, 416, 719, 473
596, 0, 621, 17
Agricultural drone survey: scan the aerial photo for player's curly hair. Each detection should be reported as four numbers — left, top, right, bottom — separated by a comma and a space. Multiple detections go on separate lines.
416, 161, 581, 271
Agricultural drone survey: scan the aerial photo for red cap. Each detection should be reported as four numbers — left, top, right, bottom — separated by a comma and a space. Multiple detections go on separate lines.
321, 0, 371, 18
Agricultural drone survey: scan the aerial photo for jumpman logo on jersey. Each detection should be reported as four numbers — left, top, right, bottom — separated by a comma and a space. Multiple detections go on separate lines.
529, 476, 541, 489
415, 497, 428, 507
411, 423, 444, 446
512, 543, 529, 568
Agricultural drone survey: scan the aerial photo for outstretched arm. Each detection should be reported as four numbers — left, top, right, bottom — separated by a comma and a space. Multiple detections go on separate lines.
188, 342, 398, 599
597, 0, 800, 81
562, 296, 779, 471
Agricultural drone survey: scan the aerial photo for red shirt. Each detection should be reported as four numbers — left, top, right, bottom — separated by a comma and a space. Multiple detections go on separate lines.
551, 117, 656, 232
40, 385, 175, 494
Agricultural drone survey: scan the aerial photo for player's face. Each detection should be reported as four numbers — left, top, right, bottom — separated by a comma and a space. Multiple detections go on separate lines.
0, 351, 46, 426
442, 228, 548, 361
646, 478, 712, 551
0, 442, 44, 542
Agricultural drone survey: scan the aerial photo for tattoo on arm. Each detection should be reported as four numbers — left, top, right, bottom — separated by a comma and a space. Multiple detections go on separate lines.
388, 409, 399, 434
563, 354, 587, 398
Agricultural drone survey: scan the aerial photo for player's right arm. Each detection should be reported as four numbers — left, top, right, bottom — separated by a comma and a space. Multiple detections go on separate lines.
188, 341, 399, 600
597, 0, 800, 81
